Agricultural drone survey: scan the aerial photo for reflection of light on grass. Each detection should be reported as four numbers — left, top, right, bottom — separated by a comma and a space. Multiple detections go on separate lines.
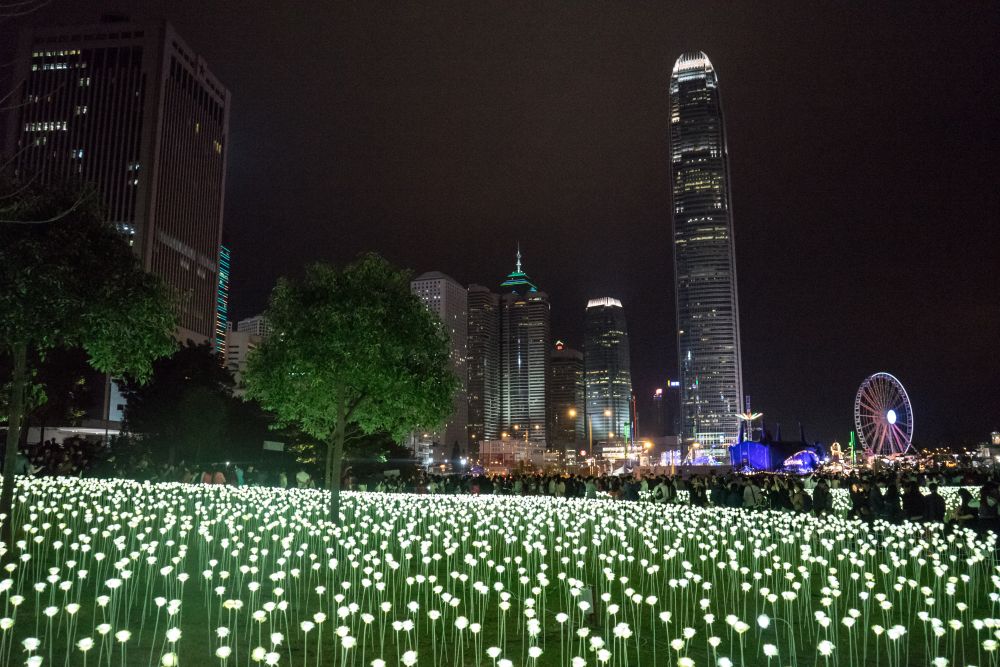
1, 477, 991, 666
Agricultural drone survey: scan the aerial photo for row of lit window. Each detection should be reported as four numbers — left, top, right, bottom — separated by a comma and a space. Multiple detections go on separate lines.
32, 50, 81, 58
24, 121, 67, 131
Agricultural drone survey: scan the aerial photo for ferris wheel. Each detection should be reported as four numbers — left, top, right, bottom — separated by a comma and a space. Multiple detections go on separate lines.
853, 372, 914, 456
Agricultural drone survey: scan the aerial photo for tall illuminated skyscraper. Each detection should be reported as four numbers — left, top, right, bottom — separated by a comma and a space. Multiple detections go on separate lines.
215, 244, 231, 360
499, 249, 549, 443
5, 18, 230, 343
668, 51, 744, 459
467, 285, 501, 446
584, 298, 633, 444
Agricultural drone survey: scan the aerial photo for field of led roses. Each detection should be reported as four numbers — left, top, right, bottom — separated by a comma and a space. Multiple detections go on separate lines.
0, 477, 997, 667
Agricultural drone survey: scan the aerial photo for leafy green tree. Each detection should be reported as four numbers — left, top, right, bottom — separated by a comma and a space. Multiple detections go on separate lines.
0, 183, 176, 558
245, 254, 456, 521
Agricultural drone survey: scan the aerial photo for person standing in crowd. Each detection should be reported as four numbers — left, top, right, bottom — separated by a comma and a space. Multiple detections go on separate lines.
924, 483, 946, 522
812, 478, 832, 515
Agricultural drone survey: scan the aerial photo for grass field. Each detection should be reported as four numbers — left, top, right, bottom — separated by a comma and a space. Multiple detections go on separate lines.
0, 477, 995, 666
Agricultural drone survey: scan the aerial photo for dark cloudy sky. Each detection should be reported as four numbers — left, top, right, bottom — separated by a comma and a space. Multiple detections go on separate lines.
4, 1, 998, 445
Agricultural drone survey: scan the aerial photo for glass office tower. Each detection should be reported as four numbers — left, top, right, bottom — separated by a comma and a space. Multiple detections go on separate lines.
584, 298, 633, 445
668, 51, 744, 460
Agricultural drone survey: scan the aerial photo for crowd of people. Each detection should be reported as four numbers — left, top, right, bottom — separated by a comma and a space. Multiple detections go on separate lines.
363, 468, 999, 532
12, 438, 1000, 533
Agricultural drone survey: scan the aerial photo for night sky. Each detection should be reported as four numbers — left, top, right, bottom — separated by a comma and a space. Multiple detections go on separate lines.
4, 1, 998, 445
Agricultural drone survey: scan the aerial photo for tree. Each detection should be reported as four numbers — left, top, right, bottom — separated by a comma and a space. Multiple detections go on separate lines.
120, 342, 235, 465
0, 182, 176, 559
245, 254, 456, 522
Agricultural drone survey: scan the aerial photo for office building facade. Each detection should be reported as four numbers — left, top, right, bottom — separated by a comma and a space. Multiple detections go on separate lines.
411, 271, 469, 454
668, 51, 744, 458
499, 251, 549, 443
548, 341, 584, 449
584, 297, 633, 445
236, 314, 270, 339
466, 285, 500, 447
5, 19, 230, 343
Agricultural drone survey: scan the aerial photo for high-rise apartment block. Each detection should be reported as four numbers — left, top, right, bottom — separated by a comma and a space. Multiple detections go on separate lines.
4, 19, 230, 343
584, 297, 633, 445
548, 341, 584, 449
466, 285, 500, 447
499, 251, 550, 443
669, 51, 744, 459
411, 271, 469, 453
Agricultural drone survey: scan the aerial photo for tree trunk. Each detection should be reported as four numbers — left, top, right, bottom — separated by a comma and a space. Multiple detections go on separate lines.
329, 394, 346, 525
1, 341, 28, 563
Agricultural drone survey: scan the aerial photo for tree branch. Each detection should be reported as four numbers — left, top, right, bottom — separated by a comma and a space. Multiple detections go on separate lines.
0, 192, 87, 224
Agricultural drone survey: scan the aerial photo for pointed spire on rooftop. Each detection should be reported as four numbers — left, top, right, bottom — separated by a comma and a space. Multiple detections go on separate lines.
500, 245, 538, 293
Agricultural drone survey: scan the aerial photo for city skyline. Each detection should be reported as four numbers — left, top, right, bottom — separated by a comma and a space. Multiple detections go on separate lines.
1, 2, 996, 445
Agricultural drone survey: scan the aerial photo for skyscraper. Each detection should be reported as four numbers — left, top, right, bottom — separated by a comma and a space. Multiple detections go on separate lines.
548, 341, 584, 449
215, 244, 231, 360
499, 250, 549, 443
668, 51, 744, 459
411, 271, 469, 454
467, 285, 500, 447
5, 19, 230, 343
584, 298, 633, 445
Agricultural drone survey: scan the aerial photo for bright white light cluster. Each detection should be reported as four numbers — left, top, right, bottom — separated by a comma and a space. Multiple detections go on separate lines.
0, 477, 995, 666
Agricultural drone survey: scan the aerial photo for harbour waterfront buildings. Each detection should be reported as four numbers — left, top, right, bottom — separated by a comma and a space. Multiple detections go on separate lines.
668, 51, 744, 459
5, 18, 230, 344
584, 298, 633, 446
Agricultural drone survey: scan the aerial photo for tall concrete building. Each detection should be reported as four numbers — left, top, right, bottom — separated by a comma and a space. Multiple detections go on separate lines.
411, 271, 469, 454
584, 298, 633, 445
225, 325, 259, 390
548, 341, 584, 449
4, 18, 230, 343
236, 314, 270, 338
466, 285, 500, 447
669, 51, 744, 459
499, 250, 549, 443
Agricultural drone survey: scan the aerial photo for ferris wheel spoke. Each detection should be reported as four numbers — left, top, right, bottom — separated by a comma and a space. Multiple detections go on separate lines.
889, 422, 910, 452
886, 425, 901, 454
874, 421, 887, 454
860, 395, 883, 415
